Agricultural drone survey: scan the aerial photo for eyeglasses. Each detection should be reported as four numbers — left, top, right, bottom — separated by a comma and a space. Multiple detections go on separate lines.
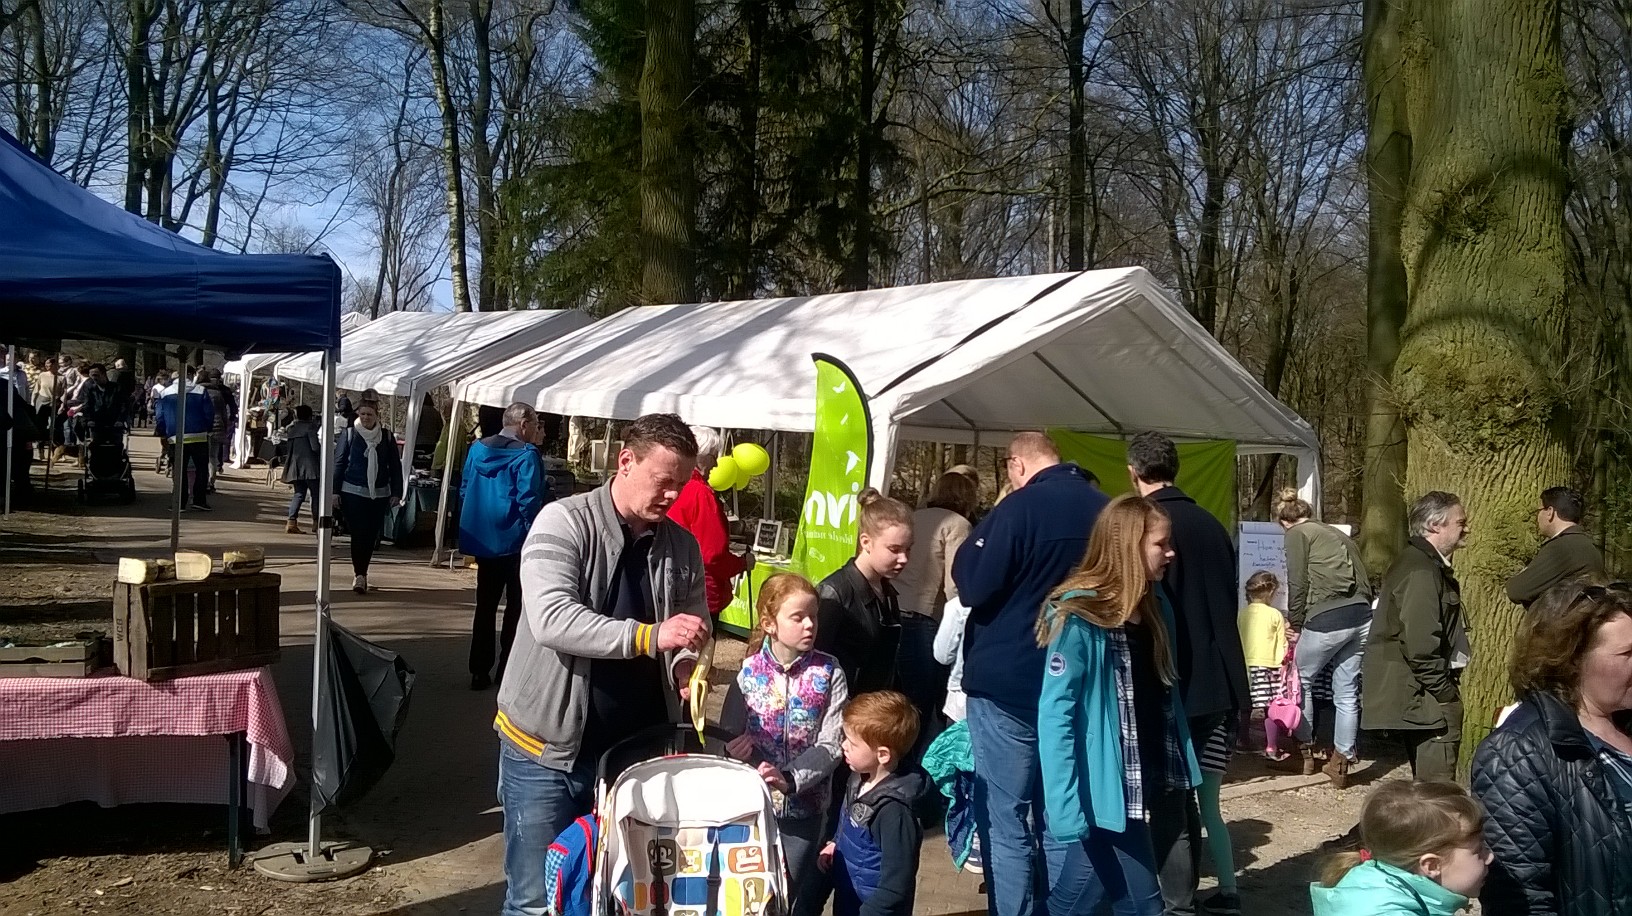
1565, 581, 1632, 613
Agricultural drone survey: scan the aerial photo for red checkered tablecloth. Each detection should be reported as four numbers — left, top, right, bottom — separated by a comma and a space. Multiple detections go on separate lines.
0, 667, 295, 828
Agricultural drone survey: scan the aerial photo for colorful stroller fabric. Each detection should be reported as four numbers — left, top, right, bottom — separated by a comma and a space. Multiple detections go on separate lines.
594, 755, 788, 916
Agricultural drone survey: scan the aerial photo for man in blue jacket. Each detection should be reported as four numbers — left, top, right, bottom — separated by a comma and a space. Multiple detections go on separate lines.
460, 402, 551, 690
951, 432, 1108, 916
154, 370, 216, 511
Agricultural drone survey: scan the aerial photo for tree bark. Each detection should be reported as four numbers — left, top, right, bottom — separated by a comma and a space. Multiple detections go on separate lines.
1394, 0, 1571, 766
123, 0, 156, 214
426, 0, 474, 311
1191, 15, 1226, 335
1065, 0, 1087, 270
468, 0, 501, 311
840, 0, 886, 291
723, 0, 765, 300
640, 0, 698, 305
1359, 0, 1410, 566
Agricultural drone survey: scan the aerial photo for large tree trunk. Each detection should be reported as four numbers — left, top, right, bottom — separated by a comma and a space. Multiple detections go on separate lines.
1190, 16, 1226, 335
1359, 0, 1411, 567
124, 0, 156, 215
1395, 0, 1571, 766
723, 0, 765, 300
1064, 0, 1087, 270
468, 0, 502, 311
841, 0, 879, 291
639, 0, 697, 305
426, 0, 474, 312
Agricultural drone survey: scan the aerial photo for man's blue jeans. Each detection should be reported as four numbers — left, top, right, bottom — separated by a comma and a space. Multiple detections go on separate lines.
1292, 621, 1369, 760
1048, 820, 1163, 916
967, 695, 1067, 916
498, 742, 593, 916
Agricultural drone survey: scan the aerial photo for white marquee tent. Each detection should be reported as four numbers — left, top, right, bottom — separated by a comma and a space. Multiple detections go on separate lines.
223, 312, 372, 468
276, 308, 594, 492
450, 266, 1321, 500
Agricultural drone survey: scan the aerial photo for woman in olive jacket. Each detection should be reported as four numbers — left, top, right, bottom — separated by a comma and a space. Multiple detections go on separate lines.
1470, 580, 1632, 916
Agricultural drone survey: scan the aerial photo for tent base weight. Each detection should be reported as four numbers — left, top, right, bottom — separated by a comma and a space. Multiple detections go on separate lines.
251, 840, 373, 882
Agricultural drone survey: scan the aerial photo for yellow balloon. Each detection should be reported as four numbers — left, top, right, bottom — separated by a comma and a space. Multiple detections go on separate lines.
708, 456, 739, 491
735, 463, 754, 490
732, 442, 770, 477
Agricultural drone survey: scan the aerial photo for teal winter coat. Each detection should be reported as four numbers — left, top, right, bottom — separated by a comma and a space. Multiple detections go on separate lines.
1310, 861, 1469, 916
1038, 590, 1201, 840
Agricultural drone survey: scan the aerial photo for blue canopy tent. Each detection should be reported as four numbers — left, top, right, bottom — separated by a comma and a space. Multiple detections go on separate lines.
0, 128, 358, 877
0, 130, 341, 350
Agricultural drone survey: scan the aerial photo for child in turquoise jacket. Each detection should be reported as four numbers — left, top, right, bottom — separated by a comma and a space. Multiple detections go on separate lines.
1311, 780, 1491, 916
1035, 495, 1202, 916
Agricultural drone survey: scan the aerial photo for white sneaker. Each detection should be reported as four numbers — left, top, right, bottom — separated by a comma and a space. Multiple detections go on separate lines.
352, 575, 367, 594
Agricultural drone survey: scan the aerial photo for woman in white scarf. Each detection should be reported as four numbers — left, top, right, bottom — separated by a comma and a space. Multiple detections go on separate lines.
333, 402, 402, 593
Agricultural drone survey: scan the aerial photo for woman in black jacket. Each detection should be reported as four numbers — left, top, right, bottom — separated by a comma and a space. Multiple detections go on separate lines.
1470, 579, 1632, 916
333, 401, 402, 593
816, 488, 914, 696
279, 404, 323, 534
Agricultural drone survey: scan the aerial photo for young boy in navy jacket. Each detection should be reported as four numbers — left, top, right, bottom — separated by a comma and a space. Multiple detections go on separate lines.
821, 691, 924, 916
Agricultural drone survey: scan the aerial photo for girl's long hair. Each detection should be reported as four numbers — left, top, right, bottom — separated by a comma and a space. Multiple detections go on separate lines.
1036, 494, 1178, 685
751, 572, 819, 653
1318, 780, 1485, 887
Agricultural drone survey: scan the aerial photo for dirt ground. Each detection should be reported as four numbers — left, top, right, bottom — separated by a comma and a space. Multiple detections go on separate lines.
1, 441, 1389, 916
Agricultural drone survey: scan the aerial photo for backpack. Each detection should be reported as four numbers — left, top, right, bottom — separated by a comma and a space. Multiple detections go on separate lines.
1266, 641, 1303, 734
544, 815, 598, 916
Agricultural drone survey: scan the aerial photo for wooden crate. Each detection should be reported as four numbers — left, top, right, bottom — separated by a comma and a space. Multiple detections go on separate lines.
0, 639, 104, 678
113, 573, 281, 681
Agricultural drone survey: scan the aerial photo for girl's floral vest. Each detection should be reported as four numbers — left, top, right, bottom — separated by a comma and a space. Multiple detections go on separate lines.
739, 643, 840, 820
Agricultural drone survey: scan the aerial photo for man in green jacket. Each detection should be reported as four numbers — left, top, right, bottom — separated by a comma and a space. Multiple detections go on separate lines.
1361, 491, 1470, 782
1505, 486, 1606, 608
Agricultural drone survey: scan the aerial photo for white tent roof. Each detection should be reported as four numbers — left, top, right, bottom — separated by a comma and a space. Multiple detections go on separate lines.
222, 311, 371, 380
276, 308, 593, 397
453, 267, 1315, 452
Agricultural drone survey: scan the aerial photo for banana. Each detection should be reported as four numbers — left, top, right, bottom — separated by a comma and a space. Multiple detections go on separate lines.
689, 638, 714, 743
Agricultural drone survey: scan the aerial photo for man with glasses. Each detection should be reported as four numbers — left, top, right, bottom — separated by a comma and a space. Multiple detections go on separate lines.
1506, 486, 1606, 608
1362, 491, 1470, 781
952, 432, 1108, 916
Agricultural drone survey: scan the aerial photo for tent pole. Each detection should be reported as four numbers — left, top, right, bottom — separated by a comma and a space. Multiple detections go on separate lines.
231, 370, 252, 469
766, 432, 777, 521
432, 398, 462, 566
171, 359, 186, 551
401, 391, 421, 499
727, 430, 739, 519
5, 344, 14, 516
309, 350, 338, 858
255, 349, 371, 882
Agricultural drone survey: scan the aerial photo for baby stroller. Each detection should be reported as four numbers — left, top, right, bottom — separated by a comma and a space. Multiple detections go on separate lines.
567, 723, 790, 916
78, 421, 136, 504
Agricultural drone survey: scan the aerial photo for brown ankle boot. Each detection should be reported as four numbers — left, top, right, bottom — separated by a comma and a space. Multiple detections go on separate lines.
285, 519, 301, 534
1323, 753, 1352, 789
1301, 745, 1319, 776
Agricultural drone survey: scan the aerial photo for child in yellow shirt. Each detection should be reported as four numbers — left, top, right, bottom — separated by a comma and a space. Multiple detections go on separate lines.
1238, 570, 1291, 759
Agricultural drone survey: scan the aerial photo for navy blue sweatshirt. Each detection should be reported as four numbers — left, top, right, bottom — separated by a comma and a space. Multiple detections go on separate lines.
952, 463, 1108, 718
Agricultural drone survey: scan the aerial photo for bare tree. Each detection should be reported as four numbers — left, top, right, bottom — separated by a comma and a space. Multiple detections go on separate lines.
118, 0, 358, 247
349, 44, 447, 318
1, 0, 125, 183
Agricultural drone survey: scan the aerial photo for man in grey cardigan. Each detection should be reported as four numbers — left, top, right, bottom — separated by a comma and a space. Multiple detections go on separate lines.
495, 413, 710, 916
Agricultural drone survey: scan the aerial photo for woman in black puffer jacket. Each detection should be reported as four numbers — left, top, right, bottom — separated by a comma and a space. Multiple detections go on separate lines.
1470, 580, 1632, 916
